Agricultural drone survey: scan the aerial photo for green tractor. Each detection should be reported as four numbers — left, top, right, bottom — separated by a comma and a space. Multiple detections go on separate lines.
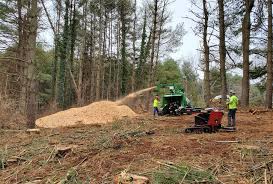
156, 84, 193, 115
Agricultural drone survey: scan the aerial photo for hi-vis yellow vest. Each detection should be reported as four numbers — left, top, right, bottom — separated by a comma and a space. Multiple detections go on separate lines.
228, 95, 238, 109
153, 99, 159, 107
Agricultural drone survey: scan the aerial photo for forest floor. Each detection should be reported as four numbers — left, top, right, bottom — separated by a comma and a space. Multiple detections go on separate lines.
1, 110, 273, 184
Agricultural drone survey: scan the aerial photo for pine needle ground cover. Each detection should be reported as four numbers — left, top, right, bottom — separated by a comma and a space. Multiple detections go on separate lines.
153, 162, 215, 184
1, 111, 273, 183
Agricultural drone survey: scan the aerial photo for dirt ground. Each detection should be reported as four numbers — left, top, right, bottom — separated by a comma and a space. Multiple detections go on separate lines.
0, 111, 273, 184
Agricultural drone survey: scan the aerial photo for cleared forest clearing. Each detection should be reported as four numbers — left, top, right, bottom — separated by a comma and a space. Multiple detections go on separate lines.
1, 0, 273, 183
1, 111, 273, 183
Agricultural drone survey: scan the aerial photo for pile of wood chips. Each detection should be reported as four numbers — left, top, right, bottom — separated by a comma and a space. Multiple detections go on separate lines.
35, 101, 136, 128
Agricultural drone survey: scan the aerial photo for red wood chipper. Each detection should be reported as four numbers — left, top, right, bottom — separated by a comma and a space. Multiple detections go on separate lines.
185, 108, 235, 133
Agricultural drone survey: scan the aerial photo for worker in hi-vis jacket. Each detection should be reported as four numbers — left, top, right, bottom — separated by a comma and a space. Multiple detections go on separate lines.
226, 91, 238, 128
153, 95, 160, 117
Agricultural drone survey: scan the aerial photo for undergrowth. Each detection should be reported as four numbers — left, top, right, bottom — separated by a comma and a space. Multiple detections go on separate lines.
0, 147, 8, 170
0, 95, 25, 129
47, 168, 91, 184
153, 163, 216, 184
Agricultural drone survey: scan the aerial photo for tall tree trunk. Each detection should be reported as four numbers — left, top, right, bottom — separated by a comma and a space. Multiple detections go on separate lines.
115, 19, 121, 99
101, 11, 108, 99
149, 0, 158, 86
78, 60, 83, 105
67, 0, 77, 106
58, 0, 70, 109
136, 10, 147, 90
146, 0, 158, 111
90, 14, 96, 102
241, 0, 254, 107
218, 0, 227, 105
17, 0, 23, 57
155, 0, 167, 68
203, 0, 211, 107
52, 38, 59, 102
96, 0, 103, 100
17, 0, 27, 111
120, 3, 128, 95
144, 31, 152, 87
266, 0, 273, 108
51, 0, 61, 102
131, 0, 137, 92
17, 0, 25, 61
25, 0, 38, 128
107, 10, 113, 100
75, 1, 87, 106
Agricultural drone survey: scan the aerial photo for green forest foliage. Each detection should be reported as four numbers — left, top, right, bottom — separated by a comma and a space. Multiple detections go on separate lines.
210, 67, 264, 106
181, 61, 204, 107
156, 58, 182, 84
35, 46, 54, 109
156, 58, 204, 107
156, 59, 265, 107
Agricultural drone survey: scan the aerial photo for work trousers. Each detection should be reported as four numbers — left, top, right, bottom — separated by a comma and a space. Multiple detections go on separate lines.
228, 108, 237, 127
154, 107, 159, 116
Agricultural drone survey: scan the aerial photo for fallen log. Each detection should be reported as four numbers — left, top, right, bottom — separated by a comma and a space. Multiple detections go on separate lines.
7, 156, 27, 163
24, 180, 42, 184
216, 141, 240, 143
249, 109, 269, 115
26, 129, 40, 134
114, 172, 149, 184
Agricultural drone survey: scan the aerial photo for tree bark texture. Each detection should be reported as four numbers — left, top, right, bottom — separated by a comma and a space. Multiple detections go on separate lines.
203, 0, 211, 107
149, 0, 158, 87
266, 0, 273, 108
96, 0, 103, 100
57, 0, 70, 109
131, 0, 137, 92
218, 0, 227, 105
241, 0, 254, 107
25, 0, 38, 128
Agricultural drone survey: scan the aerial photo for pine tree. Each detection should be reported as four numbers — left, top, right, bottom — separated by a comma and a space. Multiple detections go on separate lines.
202, 0, 211, 107
218, 0, 227, 105
57, 0, 70, 109
241, 0, 255, 107
266, 0, 272, 108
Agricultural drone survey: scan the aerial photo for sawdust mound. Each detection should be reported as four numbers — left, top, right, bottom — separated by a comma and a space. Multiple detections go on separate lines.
36, 101, 136, 128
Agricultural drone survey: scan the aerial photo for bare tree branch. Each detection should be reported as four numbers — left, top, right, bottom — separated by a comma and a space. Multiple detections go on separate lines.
40, 0, 56, 35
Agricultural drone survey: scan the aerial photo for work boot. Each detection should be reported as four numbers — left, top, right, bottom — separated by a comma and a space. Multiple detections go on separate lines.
232, 118, 236, 128
228, 116, 232, 127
